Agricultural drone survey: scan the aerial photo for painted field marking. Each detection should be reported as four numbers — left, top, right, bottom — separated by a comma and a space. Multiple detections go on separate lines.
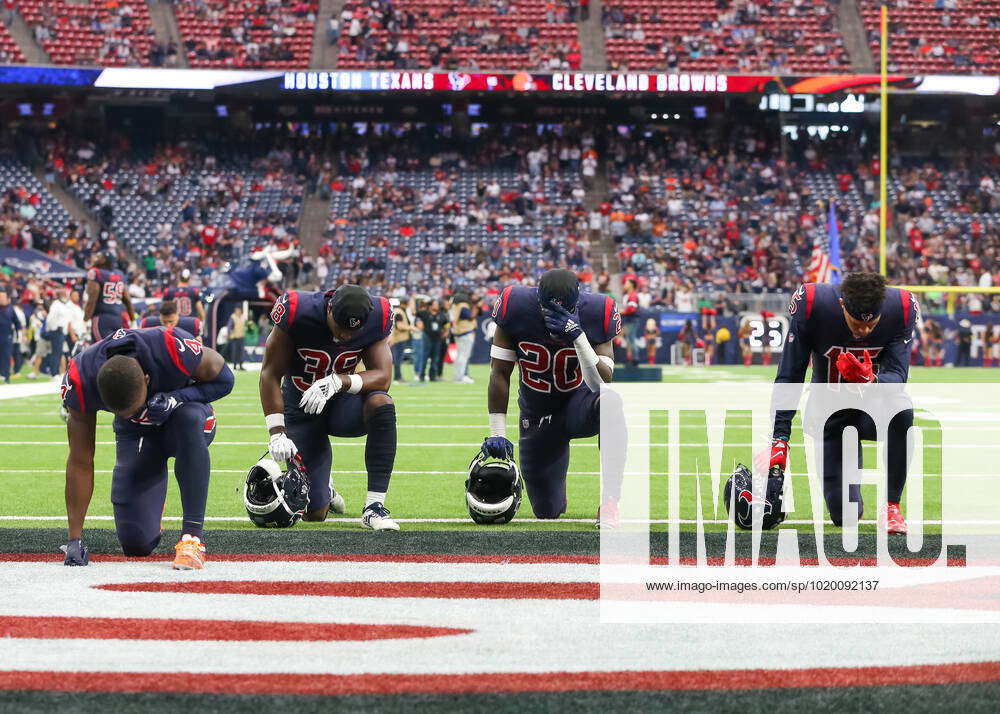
0, 515, 997, 525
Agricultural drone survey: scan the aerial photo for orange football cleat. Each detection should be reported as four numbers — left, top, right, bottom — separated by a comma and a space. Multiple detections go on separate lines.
172, 534, 206, 570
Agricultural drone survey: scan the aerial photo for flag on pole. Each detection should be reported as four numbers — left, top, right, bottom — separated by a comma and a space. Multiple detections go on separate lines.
805, 199, 842, 284
827, 198, 842, 285
806, 244, 832, 283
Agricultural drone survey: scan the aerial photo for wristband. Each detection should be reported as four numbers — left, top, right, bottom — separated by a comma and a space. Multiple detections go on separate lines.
489, 413, 506, 438
490, 344, 517, 362
265, 413, 285, 429
347, 373, 363, 394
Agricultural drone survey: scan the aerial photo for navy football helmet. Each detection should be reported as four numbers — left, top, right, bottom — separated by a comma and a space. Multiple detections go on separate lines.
244, 454, 310, 528
724, 463, 786, 530
466, 449, 523, 525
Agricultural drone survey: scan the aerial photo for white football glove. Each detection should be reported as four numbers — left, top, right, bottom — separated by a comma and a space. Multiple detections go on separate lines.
298, 374, 341, 414
268, 432, 298, 462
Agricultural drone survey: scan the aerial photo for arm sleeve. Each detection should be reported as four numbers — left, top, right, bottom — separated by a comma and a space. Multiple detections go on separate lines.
772, 289, 814, 442
172, 363, 235, 404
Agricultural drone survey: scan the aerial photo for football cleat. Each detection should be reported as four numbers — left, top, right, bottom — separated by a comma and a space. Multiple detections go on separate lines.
466, 449, 523, 524
172, 534, 206, 570
880, 502, 908, 535
326, 475, 347, 514
596, 501, 620, 530
362, 502, 400, 531
244, 454, 310, 528
724, 463, 786, 531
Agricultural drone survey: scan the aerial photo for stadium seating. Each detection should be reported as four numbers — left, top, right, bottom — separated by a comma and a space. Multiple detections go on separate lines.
859, 0, 1000, 74
55, 151, 305, 287
175, 0, 316, 68
17, 0, 154, 66
318, 130, 592, 295
0, 20, 25, 64
603, 0, 850, 73
335, 0, 581, 70
0, 157, 72, 241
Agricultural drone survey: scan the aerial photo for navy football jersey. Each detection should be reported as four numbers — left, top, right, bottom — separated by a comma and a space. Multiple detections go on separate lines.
87, 268, 126, 318
773, 282, 919, 440
492, 285, 621, 417
141, 315, 201, 335
162, 286, 201, 318
269, 290, 393, 399
61, 327, 203, 426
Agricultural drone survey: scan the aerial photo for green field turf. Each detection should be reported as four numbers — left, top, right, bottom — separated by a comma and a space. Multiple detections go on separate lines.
0, 364, 997, 533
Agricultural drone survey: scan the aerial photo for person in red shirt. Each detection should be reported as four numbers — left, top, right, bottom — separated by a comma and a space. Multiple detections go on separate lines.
621, 277, 640, 366
201, 224, 218, 247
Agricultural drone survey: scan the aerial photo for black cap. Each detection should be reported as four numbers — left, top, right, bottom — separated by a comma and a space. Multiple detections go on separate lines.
327, 285, 372, 330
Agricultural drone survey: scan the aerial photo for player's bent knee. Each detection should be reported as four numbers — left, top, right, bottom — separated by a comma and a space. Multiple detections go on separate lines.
364, 399, 396, 425
170, 403, 208, 434
530, 500, 566, 520
303, 505, 329, 522
363, 392, 394, 412
118, 530, 161, 557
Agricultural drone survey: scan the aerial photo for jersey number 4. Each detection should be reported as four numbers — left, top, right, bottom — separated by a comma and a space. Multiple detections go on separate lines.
291, 348, 361, 392
518, 341, 582, 393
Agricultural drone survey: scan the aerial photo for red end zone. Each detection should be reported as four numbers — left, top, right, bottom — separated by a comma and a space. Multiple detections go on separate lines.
2, 663, 1000, 696
0, 616, 469, 642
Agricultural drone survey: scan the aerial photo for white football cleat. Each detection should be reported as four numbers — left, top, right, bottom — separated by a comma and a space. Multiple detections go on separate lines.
326, 476, 346, 514
362, 502, 400, 531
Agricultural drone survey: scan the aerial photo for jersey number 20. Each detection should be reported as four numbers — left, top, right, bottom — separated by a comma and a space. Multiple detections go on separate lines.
518, 341, 582, 393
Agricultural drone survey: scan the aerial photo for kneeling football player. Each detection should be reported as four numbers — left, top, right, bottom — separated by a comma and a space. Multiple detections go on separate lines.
140, 300, 202, 338
259, 285, 399, 530
767, 272, 917, 533
61, 326, 234, 569
482, 269, 624, 523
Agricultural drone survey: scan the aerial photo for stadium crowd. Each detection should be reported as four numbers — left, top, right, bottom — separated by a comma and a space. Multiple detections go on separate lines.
40, 131, 313, 299
334, 0, 582, 70
603, 0, 850, 73
313, 124, 597, 300
602, 125, 1000, 312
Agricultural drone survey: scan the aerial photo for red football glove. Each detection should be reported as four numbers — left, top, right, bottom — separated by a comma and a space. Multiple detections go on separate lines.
753, 439, 788, 474
836, 350, 875, 383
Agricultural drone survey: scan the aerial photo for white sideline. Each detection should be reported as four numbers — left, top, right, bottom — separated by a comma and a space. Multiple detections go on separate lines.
0, 515, 997, 525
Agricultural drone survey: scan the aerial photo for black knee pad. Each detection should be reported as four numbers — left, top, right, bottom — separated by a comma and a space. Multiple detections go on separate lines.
364, 401, 396, 428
